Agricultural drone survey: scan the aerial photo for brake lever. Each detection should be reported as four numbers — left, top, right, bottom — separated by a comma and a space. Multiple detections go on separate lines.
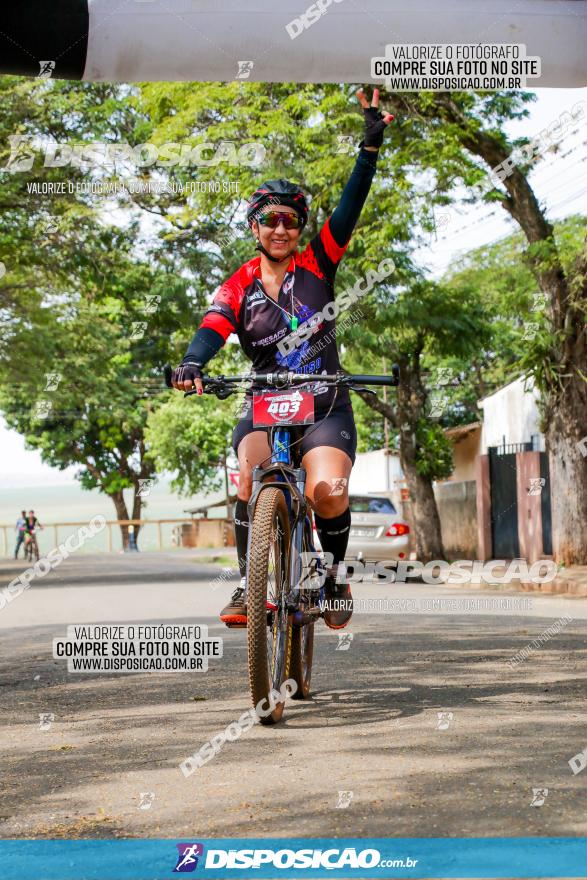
348, 385, 378, 396
183, 381, 236, 400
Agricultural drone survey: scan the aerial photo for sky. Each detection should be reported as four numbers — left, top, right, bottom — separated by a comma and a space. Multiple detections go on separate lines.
1, 87, 586, 488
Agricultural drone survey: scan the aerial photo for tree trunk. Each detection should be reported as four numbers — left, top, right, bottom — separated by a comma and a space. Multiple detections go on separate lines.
131, 487, 143, 547
398, 420, 446, 563
545, 366, 587, 565
110, 490, 130, 550
392, 92, 587, 563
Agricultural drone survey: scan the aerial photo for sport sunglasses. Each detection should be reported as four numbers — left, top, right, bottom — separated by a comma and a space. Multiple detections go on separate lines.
257, 211, 302, 229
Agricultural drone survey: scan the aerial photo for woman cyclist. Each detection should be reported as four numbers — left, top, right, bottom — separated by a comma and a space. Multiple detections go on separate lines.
24, 510, 43, 561
172, 89, 392, 629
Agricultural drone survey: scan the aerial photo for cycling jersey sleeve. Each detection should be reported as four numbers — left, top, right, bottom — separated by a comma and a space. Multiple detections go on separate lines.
306, 147, 378, 284
184, 267, 248, 365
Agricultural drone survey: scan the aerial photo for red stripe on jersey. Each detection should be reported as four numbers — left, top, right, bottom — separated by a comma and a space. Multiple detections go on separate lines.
295, 244, 324, 280
201, 312, 235, 340
320, 217, 348, 264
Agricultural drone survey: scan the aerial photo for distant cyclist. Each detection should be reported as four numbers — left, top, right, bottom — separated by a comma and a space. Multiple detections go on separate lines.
14, 510, 27, 559
24, 510, 43, 561
172, 89, 392, 629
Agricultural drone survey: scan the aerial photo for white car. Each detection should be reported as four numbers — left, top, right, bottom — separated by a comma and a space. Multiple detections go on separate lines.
313, 492, 411, 562
346, 492, 410, 561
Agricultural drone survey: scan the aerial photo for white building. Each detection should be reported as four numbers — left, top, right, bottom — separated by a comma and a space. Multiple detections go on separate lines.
478, 375, 544, 452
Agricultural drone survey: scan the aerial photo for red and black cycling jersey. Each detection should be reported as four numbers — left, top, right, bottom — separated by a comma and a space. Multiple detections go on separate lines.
188, 148, 378, 413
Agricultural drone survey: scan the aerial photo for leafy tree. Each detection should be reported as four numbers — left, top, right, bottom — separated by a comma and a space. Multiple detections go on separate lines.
145, 345, 247, 497
0, 224, 194, 547
345, 278, 491, 560
375, 90, 587, 564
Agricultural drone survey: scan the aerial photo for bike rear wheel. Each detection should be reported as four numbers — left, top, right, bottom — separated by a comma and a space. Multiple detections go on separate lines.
247, 487, 292, 725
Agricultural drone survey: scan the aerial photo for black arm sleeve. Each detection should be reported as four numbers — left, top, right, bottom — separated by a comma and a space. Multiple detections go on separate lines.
328, 147, 378, 248
183, 326, 225, 366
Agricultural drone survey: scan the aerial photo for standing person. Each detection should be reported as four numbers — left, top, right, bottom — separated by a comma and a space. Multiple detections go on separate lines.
14, 510, 27, 559
24, 510, 43, 561
171, 89, 392, 629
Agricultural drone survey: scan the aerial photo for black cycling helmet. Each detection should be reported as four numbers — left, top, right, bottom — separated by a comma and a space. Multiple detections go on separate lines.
246, 179, 309, 227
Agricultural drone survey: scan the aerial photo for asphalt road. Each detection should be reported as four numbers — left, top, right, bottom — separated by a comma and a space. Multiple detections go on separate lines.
1, 551, 586, 840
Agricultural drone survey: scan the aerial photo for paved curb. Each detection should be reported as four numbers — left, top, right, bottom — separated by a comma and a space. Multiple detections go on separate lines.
519, 571, 587, 598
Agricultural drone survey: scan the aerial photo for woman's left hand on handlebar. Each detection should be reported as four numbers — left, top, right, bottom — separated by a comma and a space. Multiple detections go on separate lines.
171, 359, 204, 395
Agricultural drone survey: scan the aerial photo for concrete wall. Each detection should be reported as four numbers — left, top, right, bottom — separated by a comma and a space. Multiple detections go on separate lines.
434, 480, 478, 560
181, 519, 235, 549
447, 428, 482, 482
349, 448, 403, 507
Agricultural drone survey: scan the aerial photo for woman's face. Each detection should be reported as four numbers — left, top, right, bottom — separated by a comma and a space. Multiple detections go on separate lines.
252, 204, 301, 262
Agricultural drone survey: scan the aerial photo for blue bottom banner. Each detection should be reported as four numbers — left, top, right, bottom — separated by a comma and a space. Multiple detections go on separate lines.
0, 837, 585, 879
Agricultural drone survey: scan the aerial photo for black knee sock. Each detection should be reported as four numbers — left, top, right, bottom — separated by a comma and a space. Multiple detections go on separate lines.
314, 507, 351, 568
234, 498, 250, 579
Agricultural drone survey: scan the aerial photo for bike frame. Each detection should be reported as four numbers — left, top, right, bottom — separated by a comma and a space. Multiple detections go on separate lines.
246, 425, 320, 617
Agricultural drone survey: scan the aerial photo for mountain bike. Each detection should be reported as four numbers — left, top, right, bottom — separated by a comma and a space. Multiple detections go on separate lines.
165, 366, 399, 724
24, 531, 40, 562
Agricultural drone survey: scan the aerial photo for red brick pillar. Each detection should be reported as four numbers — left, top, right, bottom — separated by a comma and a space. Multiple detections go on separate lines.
475, 454, 492, 561
516, 451, 543, 563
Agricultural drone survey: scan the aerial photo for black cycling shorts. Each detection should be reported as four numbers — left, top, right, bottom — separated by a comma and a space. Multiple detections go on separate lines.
232, 403, 357, 465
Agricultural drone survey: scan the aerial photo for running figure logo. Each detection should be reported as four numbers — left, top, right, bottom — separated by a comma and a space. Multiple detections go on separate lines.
173, 843, 204, 873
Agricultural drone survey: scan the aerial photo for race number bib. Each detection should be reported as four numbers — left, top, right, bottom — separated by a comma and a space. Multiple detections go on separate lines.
252, 390, 315, 427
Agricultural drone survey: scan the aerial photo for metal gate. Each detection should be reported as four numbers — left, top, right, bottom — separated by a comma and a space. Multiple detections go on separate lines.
488, 446, 521, 558
540, 452, 553, 555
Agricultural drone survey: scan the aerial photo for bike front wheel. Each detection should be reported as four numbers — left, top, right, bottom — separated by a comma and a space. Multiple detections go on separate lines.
290, 516, 316, 699
247, 487, 292, 725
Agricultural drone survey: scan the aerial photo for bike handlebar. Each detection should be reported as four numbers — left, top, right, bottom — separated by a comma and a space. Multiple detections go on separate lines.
164, 364, 399, 397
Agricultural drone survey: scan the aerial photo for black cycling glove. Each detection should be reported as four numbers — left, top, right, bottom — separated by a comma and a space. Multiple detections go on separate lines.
171, 326, 225, 386
172, 357, 203, 386
360, 105, 389, 150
